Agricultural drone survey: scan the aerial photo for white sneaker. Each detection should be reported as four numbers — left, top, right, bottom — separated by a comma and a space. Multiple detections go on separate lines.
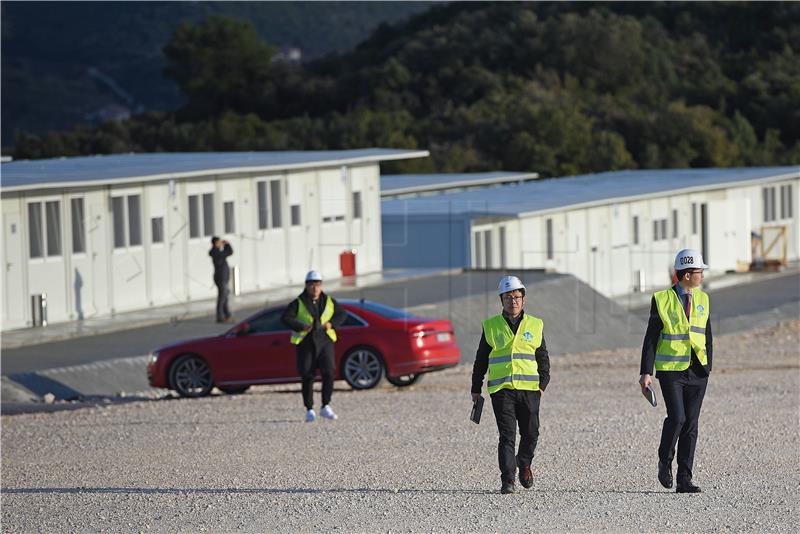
320, 405, 338, 420
305, 409, 316, 423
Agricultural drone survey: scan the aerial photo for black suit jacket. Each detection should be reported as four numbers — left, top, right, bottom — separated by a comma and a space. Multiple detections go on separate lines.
640, 291, 713, 379
209, 243, 233, 284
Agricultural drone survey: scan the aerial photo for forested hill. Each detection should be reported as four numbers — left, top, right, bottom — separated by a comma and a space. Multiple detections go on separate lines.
1, 1, 435, 140
9, 2, 800, 177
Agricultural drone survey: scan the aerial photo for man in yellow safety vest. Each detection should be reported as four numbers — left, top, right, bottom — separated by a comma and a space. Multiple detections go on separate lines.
471, 275, 550, 494
640, 249, 713, 493
282, 270, 347, 423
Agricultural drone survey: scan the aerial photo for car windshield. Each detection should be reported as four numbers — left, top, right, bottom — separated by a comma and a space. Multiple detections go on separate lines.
349, 300, 418, 320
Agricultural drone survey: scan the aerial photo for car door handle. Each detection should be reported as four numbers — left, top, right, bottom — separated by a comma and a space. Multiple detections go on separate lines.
271, 340, 282, 346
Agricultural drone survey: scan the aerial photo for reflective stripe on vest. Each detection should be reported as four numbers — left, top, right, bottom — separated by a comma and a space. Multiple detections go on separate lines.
482, 314, 543, 394
290, 297, 337, 345
653, 287, 709, 371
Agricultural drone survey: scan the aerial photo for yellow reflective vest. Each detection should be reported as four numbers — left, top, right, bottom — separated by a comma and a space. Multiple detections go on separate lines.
653, 287, 709, 371
290, 296, 338, 345
482, 313, 543, 394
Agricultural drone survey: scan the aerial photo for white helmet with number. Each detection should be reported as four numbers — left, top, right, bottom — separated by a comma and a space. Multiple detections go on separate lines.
497, 275, 525, 295
305, 270, 323, 282
674, 249, 708, 270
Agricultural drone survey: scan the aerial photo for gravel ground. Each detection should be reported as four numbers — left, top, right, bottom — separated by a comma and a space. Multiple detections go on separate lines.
2, 319, 799, 533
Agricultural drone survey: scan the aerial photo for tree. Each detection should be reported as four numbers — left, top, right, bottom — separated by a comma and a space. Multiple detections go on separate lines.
163, 16, 275, 119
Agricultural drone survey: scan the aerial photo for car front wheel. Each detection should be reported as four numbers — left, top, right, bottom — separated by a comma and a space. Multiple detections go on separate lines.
386, 373, 422, 387
169, 354, 214, 398
342, 347, 384, 390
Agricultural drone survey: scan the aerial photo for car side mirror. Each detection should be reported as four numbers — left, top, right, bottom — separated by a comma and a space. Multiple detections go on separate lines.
236, 322, 251, 336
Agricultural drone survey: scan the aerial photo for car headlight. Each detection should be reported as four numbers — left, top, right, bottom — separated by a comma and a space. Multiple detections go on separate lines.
148, 351, 160, 364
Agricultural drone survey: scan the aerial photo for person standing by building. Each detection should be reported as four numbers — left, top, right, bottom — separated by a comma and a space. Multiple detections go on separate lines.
209, 236, 233, 323
282, 270, 347, 422
471, 275, 550, 494
640, 249, 712, 493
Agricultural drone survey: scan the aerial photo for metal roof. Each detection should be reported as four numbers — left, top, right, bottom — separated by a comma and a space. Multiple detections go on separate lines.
0, 149, 430, 193
380, 171, 539, 197
381, 166, 800, 219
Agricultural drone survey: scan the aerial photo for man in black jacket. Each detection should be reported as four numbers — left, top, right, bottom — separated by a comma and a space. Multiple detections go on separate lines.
209, 237, 233, 323
281, 270, 347, 422
471, 275, 550, 494
640, 249, 713, 494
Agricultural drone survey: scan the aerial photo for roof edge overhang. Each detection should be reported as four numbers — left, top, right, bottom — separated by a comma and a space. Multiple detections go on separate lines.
512, 170, 800, 219
380, 172, 540, 197
1, 150, 431, 194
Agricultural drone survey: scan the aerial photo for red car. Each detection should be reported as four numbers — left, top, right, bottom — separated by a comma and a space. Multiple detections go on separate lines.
147, 299, 460, 397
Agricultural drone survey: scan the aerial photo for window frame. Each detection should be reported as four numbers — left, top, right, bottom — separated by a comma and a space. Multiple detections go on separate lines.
151, 216, 165, 245
70, 197, 86, 255
111, 193, 143, 250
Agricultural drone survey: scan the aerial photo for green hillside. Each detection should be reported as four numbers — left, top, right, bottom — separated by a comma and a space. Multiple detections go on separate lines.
0, 1, 436, 141
8, 2, 800, 176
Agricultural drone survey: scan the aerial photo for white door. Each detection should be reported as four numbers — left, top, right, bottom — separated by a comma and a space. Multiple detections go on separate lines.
2, 211, 26, 326
708, 199, 751, 271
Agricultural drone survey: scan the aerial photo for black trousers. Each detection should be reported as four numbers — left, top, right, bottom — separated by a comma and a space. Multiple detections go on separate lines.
215, 280, 230, 321
658, 368, 708, 484
490, 388, 541, 482
296, 342, 335, 410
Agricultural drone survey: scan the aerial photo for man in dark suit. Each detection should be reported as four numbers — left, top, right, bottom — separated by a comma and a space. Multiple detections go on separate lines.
640, 249, 713, 493
209, 236, 233, 323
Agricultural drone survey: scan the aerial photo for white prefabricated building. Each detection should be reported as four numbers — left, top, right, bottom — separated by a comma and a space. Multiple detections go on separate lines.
382, 167, 799, 297
1, 149, 428, 330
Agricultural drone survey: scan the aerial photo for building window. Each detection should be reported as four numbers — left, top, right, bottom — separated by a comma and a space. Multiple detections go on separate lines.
672, 209, 678, 238
763, 186, 777, 222
112, 194, 142, 248
474, 232, 483, 268
780, 184, 793, 219
45, 201, 62, 256
188, 195, 200, 238
257, 182, 268, 230
28, 203, 44, 258
632, 216, 639, 245
291, 205, 301, 226
691, 203, 697, 234
202, 193, 214, 236
499, 226, 506, 268
546, 218, 553, 260
270, 180, 282, 228
653, 218, 669, 241
71, 198, 85, 253
128, 195, 142, 246
224, 201, 235, 233
188, 193, 214, 238
151, 217, 164, 244
257, 179, 282, 229
112, 196, 126, 247
484, 230, 493, 267
352, 191, 362, 219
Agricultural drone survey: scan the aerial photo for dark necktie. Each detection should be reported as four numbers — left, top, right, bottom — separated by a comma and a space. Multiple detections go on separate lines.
684, 292, 692, 320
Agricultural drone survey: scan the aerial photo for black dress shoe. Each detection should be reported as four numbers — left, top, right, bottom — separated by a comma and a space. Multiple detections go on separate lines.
500, 480, 516, 494
518, 466, 533, 489
676, 482, 702, 493
658, 461, 673, 489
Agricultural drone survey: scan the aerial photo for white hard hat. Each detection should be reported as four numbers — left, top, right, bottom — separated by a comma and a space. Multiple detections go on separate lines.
674, 249, 708, 270
305, 270, 323, 282
498, 275, 525, 295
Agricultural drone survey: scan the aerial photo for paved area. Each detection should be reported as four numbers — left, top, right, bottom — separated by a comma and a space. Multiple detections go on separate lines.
2, 319, 798, 532
2, 268, 797, 413
0, 268, 455, 350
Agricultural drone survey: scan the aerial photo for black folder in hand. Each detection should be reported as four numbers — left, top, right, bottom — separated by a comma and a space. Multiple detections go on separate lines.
643, 385, 657, 407
470, 395, 485, 424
